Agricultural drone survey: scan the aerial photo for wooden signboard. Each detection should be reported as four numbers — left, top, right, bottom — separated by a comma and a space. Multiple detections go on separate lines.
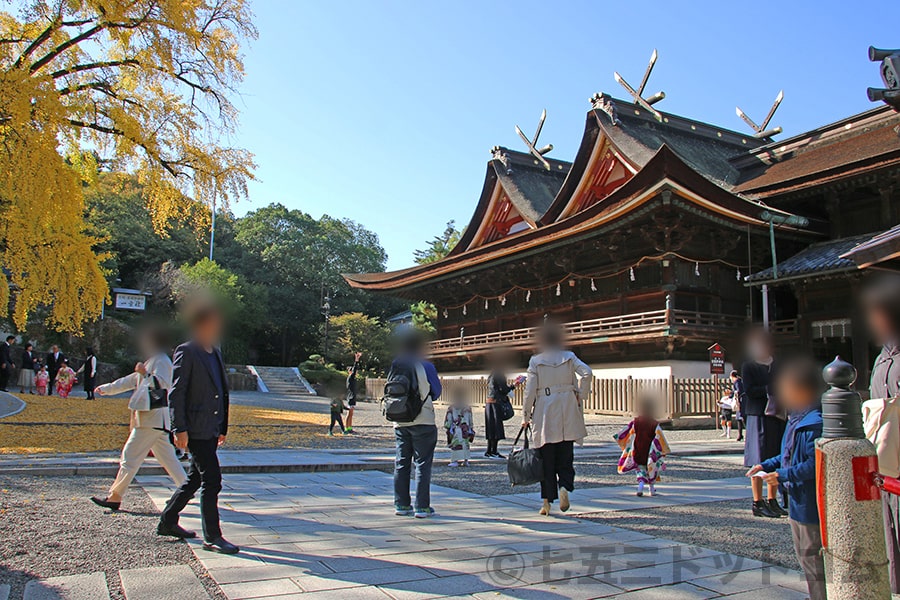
708, 343, 726, 375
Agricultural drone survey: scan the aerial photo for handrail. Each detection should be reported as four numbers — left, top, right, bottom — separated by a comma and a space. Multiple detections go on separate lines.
429, 309, 750, 354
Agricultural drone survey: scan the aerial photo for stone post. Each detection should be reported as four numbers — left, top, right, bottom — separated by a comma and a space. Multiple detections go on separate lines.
816, 356, 891, 599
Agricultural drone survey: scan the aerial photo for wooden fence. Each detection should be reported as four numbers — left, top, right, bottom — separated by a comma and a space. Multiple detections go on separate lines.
366, 374, 727, 419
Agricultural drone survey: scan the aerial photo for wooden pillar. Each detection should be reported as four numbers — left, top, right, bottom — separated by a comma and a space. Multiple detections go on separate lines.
880, 185, 895, 229
825, 190, 842, 238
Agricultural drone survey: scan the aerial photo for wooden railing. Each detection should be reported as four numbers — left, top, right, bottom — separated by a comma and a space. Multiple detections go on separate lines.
428, 309, 747, 356
365, 374, 729, 419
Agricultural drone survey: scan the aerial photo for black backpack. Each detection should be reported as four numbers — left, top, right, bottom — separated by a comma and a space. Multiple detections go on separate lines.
382, 359, 425, 422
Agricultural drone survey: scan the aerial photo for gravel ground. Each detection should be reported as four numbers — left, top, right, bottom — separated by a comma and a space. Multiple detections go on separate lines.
580, 499, 798, 571
0, 475, 224, 600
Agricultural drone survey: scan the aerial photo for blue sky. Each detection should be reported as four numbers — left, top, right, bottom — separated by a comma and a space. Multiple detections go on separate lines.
234, 1, 897, 270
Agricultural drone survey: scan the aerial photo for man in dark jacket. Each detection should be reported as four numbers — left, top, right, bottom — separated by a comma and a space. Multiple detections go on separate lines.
158, 305, 238, 554
45, 345, 65, 395
0, 336, 14, 391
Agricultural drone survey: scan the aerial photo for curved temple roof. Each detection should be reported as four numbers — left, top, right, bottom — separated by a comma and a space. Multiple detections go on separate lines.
345, 96, 891, 293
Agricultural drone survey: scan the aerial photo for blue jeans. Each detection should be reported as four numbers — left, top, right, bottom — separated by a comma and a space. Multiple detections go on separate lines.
394, 424, 438, 510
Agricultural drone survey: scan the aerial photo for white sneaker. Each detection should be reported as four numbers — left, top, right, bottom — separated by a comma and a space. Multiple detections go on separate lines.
447, 461, 459, 468
649, 485, 657, 496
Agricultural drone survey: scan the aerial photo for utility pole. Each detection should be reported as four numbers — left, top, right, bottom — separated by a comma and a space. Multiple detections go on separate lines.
209, 189, 217, 261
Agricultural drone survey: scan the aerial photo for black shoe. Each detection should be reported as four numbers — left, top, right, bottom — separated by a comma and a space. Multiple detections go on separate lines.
157, 522, 197, 539
494, 453, 506, 459
768, 498, 788, 517
90, 496, 121, 511
484, 452, 496, 458
752, 500, 780, 518
203, 537, 239, 554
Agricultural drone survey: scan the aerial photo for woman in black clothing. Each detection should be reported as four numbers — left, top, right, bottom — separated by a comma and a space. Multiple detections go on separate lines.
485, 369, 513, 459
741, 330, 786, 519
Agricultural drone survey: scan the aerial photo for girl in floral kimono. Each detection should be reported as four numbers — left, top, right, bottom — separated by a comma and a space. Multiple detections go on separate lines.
55, 360, 77, 398
615, 397, 670, 496
35, 365, 49, 395
444, 389, 475, 467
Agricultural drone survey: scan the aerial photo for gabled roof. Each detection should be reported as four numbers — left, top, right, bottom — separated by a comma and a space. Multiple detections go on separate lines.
593, 96, 766, 186
841, 224, 900, 270
541, 95, 766, 224
733, 106, 900, 197
345, 145, 821, 293
448, 148, 570, 256
745, 233, 876, 285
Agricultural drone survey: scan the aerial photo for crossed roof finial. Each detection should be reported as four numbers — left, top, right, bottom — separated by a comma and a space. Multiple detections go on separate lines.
614, 49, 666, 122
514, 109, 554, 170
736, 91, 784, 139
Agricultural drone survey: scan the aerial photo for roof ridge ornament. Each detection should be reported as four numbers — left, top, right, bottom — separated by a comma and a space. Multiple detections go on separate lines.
491, 146, 512, 174
590, 92, 619, 125
867, 46, 900, 110
736, 91, 784, 139
514, 109, 554, 170
613, 49, 666, 122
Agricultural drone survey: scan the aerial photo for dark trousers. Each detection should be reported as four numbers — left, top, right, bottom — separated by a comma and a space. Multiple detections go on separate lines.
790, 519, 827, 600
329, 412, 345, 433
84, 376, 95, 399
539, 440, 575, 502
0, 366, 10, 390
161, 437, 222, 541
394, 424, 437, 510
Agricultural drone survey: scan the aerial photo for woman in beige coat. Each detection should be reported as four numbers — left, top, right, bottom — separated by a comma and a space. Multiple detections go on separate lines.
523, 324, 592, 515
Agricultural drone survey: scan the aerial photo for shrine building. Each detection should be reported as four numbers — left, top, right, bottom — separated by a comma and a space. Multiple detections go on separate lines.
344, 94, 900, 382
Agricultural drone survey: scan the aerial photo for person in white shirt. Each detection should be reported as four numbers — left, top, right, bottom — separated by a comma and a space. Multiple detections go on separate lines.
719, 390, 737, 439
90, 326, 186, 511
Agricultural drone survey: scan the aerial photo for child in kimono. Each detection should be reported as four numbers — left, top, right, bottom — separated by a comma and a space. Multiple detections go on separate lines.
55, 361, 77, 398
328, 396, 346, 436
444, 389, 475, 467
615, 397, 670, 496
35, 365, 49, 396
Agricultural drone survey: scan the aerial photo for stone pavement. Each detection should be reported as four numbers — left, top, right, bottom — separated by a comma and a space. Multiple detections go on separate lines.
0, 391, 25, 419
0, 441, 742, 477
139, 471, 808, 599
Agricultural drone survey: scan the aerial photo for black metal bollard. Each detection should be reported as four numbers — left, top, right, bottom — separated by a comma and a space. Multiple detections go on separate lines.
821, 355, 865, 439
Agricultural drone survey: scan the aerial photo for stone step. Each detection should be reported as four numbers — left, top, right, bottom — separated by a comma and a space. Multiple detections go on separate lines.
24, 573, 110, 600
119, 565, 210, 600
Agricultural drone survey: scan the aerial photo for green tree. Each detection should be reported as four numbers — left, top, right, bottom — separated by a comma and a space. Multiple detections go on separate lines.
413, 220, 463, 265
231, 203, 391, 365
410, 301, 437, 333
327, 312, 392, 373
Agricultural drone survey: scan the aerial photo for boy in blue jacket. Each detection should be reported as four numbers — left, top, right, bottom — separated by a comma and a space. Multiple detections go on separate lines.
747, 356, 825, 600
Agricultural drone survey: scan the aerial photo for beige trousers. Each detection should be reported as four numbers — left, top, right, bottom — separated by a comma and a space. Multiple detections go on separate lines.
109, 427, 187, 498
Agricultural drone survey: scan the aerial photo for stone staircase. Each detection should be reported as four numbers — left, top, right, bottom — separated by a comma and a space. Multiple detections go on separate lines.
249, 365, 317, 396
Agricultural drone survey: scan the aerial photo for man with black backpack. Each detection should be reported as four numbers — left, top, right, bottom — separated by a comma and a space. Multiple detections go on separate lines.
384, 332, 442, 518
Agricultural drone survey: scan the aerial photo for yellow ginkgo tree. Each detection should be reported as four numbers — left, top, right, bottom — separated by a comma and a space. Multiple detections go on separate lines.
0, 0, 257, 332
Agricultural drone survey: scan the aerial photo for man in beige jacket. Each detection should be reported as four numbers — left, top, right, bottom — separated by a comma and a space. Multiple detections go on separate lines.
523, 324, 591, 515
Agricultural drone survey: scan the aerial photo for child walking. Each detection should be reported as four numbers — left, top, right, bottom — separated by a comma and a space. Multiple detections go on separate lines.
615, 397, 670, 496
746, 356, 825, 600
35, 365, 49, 396
718, 389, 737, 439
328, 396, 346, 436
444, 389, 474, 467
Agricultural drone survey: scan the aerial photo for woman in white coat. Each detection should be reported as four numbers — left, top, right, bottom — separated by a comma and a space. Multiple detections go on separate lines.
523, 323, 592, 516
90, 327, 187, 511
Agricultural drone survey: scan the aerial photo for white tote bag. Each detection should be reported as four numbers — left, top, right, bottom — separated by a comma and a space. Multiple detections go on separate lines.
863, 395, 900, 479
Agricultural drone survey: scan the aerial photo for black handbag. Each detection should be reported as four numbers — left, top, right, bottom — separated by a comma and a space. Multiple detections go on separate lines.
498, 395, 515, 421
507, 426, 544, 486
148, 376, 168, 410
